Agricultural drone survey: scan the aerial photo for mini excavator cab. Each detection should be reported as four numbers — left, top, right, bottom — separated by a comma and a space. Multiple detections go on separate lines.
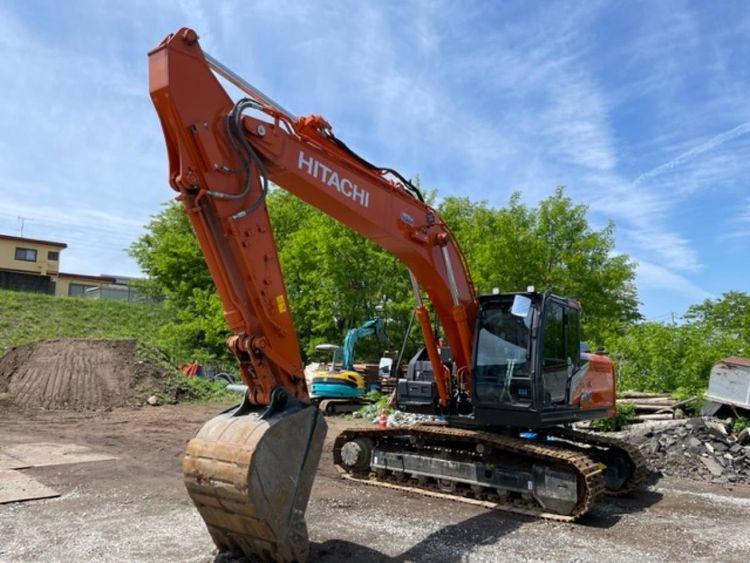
398, 291, 616, 428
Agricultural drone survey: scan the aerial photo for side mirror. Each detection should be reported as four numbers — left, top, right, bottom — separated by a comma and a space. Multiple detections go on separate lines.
510, 294, 532, 318
378, 357, 393, 378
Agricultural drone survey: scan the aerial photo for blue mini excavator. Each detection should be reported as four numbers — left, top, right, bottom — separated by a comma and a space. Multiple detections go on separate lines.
306, 319, 389, 413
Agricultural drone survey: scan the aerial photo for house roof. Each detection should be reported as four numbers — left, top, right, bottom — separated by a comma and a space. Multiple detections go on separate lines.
57, 272, 116, 283
722, 356, 750, 368
0, 233, 67, 249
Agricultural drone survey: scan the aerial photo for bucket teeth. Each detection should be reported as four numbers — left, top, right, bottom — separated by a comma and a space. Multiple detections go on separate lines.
183, 405, 327, 563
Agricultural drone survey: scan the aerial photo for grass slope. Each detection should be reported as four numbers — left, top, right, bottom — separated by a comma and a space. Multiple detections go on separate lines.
0, 290, 235, 403
0, 289, 172, 357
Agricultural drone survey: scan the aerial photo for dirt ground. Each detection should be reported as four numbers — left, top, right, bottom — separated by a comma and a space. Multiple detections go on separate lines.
1, 403, 749, 562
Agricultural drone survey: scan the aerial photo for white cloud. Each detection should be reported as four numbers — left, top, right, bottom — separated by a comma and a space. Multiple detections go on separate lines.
721, 197, 750, 240
633, 121, 750, 186
628, 230, 701, 272
0, 0, 748, 317
635, 259, 713, 303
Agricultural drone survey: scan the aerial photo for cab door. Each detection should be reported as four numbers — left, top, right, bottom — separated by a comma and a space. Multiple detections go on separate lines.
539, 299, 581, 405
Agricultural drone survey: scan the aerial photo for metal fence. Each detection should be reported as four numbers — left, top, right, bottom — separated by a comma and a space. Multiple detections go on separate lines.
0, 270, 55, 295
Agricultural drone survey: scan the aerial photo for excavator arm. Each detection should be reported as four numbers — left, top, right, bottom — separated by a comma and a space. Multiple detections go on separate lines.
149, 28, 476, 411
148, 27, 478, 563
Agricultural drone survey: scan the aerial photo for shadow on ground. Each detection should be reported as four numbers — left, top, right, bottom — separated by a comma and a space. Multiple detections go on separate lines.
217, 480, 662, 562
312, 510, 525, 562
576, 476, 664, 529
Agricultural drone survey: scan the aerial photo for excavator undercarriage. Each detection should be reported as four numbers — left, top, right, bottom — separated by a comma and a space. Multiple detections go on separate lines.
334, 424, 645, 521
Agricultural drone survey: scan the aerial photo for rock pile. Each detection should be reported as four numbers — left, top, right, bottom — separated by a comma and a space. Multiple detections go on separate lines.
635, 417, 750, 484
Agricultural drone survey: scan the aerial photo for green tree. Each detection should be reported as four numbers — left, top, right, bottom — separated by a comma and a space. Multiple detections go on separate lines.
130, 186, 639, 363
609, 320, 742, 396
272, 193, 414, 358
128, 203, 228, 362
439, 187, 640, 342
685, 291, 750, 344
608, 292, 750, 395
129, 192, 417, 362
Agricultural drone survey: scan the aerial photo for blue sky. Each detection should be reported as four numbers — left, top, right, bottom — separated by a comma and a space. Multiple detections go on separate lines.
0, 1, 748, 320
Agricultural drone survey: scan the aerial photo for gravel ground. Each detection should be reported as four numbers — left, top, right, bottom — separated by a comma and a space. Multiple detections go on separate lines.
1, 404, 749, 562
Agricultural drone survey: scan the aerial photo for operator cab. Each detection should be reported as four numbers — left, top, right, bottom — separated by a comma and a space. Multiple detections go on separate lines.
469, 291, 613, 428
473, 293, 534, 407
313, 343, 342, 371
397, 291, 615, 428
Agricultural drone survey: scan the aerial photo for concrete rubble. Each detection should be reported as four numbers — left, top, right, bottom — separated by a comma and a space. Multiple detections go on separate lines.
631, 417, 750, 485
352, 402, 438, 425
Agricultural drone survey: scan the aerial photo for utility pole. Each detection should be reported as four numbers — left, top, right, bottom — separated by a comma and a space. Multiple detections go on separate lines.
18, 216, 27, 237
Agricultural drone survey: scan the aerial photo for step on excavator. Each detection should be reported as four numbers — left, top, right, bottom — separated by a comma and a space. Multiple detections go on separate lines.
148, 28, 645, 563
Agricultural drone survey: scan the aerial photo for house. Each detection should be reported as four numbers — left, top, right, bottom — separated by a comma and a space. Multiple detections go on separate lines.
0, 234, 66, 294
0, 233, 143, 300
55, 272, 117, 297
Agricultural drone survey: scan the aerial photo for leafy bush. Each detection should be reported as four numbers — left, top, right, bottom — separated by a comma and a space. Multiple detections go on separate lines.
356, 390, 395, 418
732, 416, 748, 434
363, 389, 389, 406
175, 376, 238, 403
134, 341, 237, 404
591, 401, 636, 431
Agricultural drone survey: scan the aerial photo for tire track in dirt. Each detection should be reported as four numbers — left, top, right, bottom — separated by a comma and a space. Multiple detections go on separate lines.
0, 339, 182, 411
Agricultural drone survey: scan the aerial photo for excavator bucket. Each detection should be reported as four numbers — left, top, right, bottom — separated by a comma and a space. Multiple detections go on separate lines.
182, 397, 327, 563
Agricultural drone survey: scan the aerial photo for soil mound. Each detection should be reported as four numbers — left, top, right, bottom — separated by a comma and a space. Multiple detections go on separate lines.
0, 339, 183, 411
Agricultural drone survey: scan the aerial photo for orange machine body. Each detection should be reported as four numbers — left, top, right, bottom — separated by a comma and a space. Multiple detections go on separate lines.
146, 30, 636, 563
575, 352, 617, 417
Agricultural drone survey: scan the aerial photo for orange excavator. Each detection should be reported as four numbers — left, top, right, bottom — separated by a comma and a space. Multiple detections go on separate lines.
148, 28, 644, 563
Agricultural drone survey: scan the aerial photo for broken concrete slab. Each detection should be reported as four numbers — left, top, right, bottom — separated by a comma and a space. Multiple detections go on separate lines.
700, 457, 724, 477
0, 451, 30, 471
704, 419, 728, 436
0, 443, 116, 470
0, 469, 59, 504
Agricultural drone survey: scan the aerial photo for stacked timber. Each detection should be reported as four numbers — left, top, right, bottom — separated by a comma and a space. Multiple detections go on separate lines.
618, 391, 697, 422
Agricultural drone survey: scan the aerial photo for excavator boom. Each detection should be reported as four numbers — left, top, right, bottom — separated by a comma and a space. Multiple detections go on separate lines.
149, 29, 477, 410
341, 318, 387, 371
148, 27, 477, 562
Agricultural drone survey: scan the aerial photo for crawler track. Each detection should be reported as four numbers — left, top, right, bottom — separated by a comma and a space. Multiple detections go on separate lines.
340, 474, 580, 521
334, 424, 605, 520
545, 427, 647, 496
